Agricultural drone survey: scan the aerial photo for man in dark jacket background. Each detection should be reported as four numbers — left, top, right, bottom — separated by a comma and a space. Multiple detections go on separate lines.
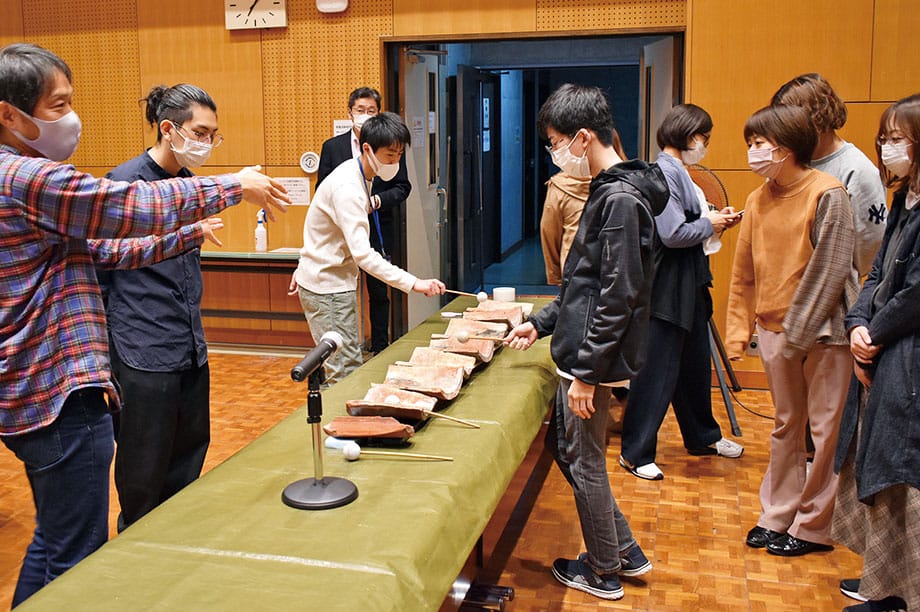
504, 83, 669, 601
316, 86, 411, 353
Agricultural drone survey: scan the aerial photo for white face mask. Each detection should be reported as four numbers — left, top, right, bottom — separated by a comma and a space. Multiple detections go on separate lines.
10, 108, 82, 161
550, 130, 591, 178
881, 142, 912, 178
748, 146, 787, 179
368, 147, 400, 182
169, 123, 213, 168
352, 113, 373, 131
681, 138, 707, 166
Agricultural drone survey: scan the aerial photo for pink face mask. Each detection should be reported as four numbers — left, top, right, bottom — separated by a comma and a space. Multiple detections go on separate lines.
748, 146, 787, 180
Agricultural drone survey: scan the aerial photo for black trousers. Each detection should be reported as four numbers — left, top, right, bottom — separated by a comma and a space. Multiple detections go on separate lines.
620, 287, 722, 466
111, 346, 210, 529
364, 271, 390, 353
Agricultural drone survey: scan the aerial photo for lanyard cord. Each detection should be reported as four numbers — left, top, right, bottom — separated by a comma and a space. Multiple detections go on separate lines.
357, 159, 387, 256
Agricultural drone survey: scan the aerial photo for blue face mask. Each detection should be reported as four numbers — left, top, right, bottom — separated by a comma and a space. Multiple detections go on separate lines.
11, 108, 82, 161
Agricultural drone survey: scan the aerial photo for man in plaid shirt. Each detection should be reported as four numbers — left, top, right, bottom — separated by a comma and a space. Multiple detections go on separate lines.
0, 43, 288, 606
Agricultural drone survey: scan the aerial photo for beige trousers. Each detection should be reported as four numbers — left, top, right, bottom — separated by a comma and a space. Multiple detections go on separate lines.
755, 326, 851, 544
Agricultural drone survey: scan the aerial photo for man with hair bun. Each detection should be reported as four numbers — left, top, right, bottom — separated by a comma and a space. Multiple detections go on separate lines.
89, 83, 227, 532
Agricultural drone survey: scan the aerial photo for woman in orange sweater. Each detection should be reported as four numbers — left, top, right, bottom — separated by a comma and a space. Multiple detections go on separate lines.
726, 104, 858, 556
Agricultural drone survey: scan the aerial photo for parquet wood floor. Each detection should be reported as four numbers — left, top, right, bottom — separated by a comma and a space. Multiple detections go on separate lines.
0, 353, 862, 611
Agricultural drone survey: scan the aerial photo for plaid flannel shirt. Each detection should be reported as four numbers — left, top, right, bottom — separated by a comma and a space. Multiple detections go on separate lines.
0, 145, 240, 435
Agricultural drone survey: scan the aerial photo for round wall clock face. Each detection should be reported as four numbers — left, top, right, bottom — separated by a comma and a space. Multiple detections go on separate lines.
225, 0, 287, 30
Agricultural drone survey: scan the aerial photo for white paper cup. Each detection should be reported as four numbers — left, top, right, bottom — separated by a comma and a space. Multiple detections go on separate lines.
493, 287, 516, 302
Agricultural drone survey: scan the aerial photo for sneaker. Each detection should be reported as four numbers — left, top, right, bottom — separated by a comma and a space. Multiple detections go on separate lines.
843, 596, 908, 612
617, 545, 652, 577
552, 557, 624, 600
688, 437, 744, 458
618, 455, 664, 480
840, 578, 868, 602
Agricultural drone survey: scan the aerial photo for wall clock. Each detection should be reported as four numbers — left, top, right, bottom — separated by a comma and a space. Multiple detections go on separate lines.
225, 0, 287, 30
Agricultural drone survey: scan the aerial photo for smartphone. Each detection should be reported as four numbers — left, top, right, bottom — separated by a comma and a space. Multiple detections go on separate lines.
734, 209, 745, 217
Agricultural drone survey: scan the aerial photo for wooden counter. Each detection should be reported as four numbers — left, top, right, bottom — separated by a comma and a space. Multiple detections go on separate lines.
200, 251, 311, 348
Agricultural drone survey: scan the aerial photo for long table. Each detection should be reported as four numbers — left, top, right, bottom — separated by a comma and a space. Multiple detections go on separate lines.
21, 297, 558, 611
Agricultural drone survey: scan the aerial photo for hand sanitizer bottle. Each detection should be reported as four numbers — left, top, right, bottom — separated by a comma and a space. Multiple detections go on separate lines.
255, 209, 267, 252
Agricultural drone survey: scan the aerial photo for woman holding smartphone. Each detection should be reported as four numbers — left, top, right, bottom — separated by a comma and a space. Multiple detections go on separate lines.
619, 103, 743, 481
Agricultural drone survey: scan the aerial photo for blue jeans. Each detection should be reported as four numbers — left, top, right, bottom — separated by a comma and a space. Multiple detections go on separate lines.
2, 388, 114, 607
546, 379, 636, 574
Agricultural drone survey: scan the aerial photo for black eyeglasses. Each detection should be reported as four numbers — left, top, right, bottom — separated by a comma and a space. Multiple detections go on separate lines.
170, 121, 224, 147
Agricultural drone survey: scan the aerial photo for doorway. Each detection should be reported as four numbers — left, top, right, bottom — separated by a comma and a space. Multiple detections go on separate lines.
387, 34, 683, 335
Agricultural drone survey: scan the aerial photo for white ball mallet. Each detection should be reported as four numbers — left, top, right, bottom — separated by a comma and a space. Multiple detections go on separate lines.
325, 437, 453, 461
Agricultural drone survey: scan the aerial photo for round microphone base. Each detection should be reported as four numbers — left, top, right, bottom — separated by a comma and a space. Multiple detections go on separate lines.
282, 477, 358, 510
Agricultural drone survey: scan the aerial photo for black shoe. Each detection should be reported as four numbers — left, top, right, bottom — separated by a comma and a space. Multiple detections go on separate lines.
843, 596, 908, 611
765, 534, 833, 556
840, 578, 867, 602
551, 556, 624, 600
745, 526, 784, 549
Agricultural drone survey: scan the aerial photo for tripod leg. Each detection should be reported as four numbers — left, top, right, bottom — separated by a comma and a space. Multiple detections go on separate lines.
709, 324, 742, 436
709, 318, 742, 391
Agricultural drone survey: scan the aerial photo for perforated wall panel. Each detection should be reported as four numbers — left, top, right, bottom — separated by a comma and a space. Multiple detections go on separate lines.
537, 0, 686, 31
21, 0, 143, 167
261, 1, 394, 167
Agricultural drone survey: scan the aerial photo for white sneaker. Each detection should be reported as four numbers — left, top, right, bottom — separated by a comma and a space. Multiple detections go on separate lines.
619, 456, 664, 480
712, 437, 744, 458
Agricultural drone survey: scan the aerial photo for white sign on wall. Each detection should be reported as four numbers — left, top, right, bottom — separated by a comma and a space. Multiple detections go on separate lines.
275, 177, 311, 206
333, 119, 353, 137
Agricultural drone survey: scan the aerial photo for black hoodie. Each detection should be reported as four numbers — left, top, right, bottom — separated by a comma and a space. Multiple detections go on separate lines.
529, 159, 670, 385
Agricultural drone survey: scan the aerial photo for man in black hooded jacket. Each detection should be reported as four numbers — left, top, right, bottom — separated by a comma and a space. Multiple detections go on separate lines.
504, 83, 669, 601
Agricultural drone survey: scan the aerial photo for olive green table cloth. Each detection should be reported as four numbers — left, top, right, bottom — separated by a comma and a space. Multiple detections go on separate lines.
22, 297, 558, 611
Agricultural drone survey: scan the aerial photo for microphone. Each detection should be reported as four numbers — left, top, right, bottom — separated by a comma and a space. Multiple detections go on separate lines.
291, 331, 344, 382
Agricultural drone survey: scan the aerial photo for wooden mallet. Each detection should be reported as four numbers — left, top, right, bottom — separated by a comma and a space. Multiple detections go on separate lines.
325, 437, 453, 461
444, 289, 488, 302
432, 330, 502, 344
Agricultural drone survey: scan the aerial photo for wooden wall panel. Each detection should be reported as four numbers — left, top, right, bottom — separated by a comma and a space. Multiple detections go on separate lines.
839, 102, 892, 170
192, 166, 308, 254
537, 0, 685, 32
19, 0, 142, 167
687, 0, 874, 172
871, 0, 920, 101
0, 1, 23, 42
261, 0, 393, 167
136, 1, 265, 168
394, 0, 535, 36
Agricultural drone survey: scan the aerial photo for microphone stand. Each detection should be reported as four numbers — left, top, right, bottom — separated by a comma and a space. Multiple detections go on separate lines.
282, 368, 358, 510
